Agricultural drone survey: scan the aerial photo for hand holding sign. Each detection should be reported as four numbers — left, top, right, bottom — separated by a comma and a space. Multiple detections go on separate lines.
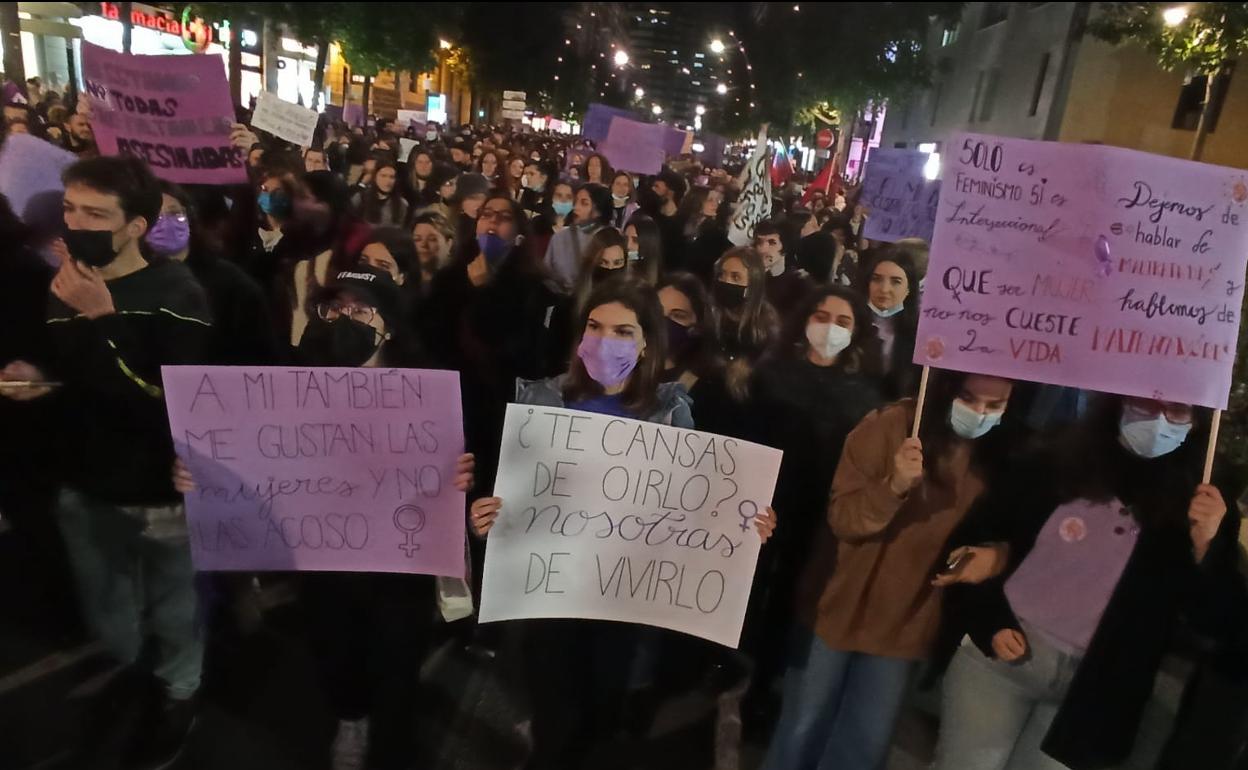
1189, 483, 1227, 563
890, 437, 924, 496
479, 404, 782, 647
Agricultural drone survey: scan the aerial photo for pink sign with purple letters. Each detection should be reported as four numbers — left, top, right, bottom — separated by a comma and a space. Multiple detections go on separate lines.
81, 43, 246, 185
916, 133, 1248, 409
162, 366, 466, 575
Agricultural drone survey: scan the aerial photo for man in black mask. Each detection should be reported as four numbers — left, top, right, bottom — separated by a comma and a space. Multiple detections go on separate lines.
0, 156, 211, 769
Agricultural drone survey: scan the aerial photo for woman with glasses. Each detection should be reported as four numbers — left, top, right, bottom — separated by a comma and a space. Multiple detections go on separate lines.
932, 395, 1247, 770
175, 266, 475, 770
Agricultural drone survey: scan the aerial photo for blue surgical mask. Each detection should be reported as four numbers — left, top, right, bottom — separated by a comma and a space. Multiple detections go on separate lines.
552, 200, 574, 217
476, 233, 511, 269
627, 249, 640, 262
258, 189, 291, 218
870, 302, 905, 318
950, 399, 1003, 440
1120, 414, 1191, 459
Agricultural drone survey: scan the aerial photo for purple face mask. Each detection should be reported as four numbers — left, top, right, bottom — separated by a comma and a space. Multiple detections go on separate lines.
577, 333, 640, 388
146, 212, 191, 257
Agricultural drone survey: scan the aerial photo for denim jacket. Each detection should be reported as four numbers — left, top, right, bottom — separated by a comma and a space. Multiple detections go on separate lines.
515, 374, 694, 428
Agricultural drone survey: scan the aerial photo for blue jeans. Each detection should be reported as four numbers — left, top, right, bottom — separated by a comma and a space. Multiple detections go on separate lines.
762, 627, 916, 770
933, 627, 1081, 770
55, 488, 203, 699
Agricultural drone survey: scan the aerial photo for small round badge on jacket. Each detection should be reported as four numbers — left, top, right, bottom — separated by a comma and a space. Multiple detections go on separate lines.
1059, 516, 1088, 543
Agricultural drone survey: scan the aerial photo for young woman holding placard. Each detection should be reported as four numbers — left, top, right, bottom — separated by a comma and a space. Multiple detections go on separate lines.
931, 395, 1247, 770
763, 370, 1019, 770
470, 278, 776, 769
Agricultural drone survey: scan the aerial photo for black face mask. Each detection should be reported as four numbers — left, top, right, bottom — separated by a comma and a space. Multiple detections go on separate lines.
665, 316, 697, 362
297, 317, 381, 367
63, 227, 120, 268
592, 265, 625, 284
713, 280, 747, 310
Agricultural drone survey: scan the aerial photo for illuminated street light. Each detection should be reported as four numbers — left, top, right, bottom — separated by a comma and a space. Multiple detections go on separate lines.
695, 104, 706, 115
710, 39, 726, 54
716, 83, 728, 95
439, 39, 452, 50
614, 49, 630, 66
635, 86, 645, 98
1163, 5, 1189, 25
652, 104, 663, 115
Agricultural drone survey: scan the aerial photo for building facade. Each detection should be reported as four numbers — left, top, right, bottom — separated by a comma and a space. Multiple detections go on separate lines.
882, 2, 1248, 170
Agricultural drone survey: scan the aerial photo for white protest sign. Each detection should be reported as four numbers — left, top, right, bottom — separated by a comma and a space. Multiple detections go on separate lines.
503, 90, 527, 101
397, 109, 427, 128
251, 91, 319, 148
479, 404, 782, 647
398, 137, 418, 161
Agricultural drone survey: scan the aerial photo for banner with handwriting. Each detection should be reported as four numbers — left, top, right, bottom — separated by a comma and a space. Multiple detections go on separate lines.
81, 44, 245, 185
915, 133, 1248, 409
162, 366, 466, 575
479, 404, 782, 647
861, 148, 940, 243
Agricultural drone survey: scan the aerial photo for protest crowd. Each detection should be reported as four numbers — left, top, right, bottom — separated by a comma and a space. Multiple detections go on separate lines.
1, 65, 1247, 770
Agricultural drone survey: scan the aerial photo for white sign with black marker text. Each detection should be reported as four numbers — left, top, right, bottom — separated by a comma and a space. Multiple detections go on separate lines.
479, 404, 782, 647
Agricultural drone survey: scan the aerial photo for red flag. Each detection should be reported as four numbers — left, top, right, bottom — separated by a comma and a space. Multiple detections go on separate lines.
770, 146, 793, 188
801, 161, 836, 206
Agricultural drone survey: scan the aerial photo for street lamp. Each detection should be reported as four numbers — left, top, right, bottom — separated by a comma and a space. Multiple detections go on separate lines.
614, 49, 630, 67
695, 104, 706, 116
439, 39, 452, 50
710, 39, 726, 54
652, 104, 663, 115
1162, 5, 1189, 26
716, 83, 728, 95
635, 86, 645, 98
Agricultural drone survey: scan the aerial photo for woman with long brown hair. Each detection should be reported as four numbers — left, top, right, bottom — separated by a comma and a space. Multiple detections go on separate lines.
710, 246, 779, 400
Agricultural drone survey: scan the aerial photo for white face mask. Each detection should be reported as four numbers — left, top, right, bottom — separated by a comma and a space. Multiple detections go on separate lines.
627, 249, 640, 262
950, 399, 1004, 439
1119, 414, 1191, 458
870, 302, 905, 318
765, 255, 785, 277
805, 322, 852, 360
613, 194, 630, 206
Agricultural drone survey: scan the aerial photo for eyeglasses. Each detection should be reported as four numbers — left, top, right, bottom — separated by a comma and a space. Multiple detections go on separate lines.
480, 208, 515, 223
316, 302, 376, 324
1123, 398, 1194, 425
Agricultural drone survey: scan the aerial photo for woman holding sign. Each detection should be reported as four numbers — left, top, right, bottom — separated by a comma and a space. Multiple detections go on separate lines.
470, 278, 776, 769
932, 396, 1247, 770
174, 265, 476, 770
763, 370, 1018, 770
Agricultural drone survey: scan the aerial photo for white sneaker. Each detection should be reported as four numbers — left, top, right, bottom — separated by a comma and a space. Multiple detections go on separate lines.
331, 717, 370, 770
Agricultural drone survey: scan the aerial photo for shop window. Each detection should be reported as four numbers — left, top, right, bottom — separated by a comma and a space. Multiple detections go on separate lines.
941, 22, 960, 46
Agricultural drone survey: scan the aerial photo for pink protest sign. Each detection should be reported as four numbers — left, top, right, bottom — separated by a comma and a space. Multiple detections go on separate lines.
162, 366, 466, 576
601, 116, 667, 174
80, 43, 246, 185
916, 133, 1248, 409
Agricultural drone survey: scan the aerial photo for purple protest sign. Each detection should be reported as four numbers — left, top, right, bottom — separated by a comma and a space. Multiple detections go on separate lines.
162, 366, 466, 576
601, 116, 666, 174
0, 132, 75, 223
343, 103, 364, 128
583, 102, 638, 142
80, 44, 245, 185
916, 133, 1248, 409
860, 149, 940, 243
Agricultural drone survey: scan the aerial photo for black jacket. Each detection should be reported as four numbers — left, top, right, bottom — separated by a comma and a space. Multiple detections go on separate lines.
941, 445, 1248, 770
44, 259, 212, 505
187, 251, 280, 366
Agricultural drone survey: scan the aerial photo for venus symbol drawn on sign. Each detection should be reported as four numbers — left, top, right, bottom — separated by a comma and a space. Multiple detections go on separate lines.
393, 504, 426, 556
737, 500, 759, 533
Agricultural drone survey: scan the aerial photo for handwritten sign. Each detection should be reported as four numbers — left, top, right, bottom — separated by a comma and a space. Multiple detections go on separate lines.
861, 149, 940, 243
250, 91, 318, 148
727, 126, 772, 246
80, 43, 245, 185
916, 133, 1248, 409
479, 405, 782, 647
162, 366, 466, 575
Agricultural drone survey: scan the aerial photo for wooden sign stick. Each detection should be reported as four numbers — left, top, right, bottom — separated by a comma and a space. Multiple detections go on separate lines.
911, 366, 931, 438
